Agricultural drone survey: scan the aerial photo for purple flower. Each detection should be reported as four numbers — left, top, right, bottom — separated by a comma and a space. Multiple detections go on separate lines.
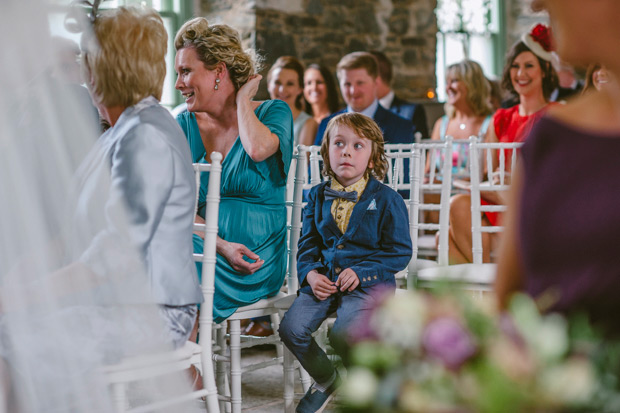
423, 317, 477, 370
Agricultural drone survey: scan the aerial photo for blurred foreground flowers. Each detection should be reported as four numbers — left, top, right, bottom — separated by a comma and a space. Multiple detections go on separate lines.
339, 290, 620, 413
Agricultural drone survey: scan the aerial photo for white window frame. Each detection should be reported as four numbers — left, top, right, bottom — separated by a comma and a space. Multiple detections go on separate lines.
435, 0, 505, 102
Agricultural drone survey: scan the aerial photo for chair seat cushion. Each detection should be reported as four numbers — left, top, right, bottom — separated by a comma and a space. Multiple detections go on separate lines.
417, 263, 496, 285
226, 291, 289, 320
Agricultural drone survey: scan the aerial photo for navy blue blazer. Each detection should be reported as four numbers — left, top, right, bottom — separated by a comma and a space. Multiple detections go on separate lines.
314, 104, 415, 146
296, 176, 413, 295
389, 95, 429, 140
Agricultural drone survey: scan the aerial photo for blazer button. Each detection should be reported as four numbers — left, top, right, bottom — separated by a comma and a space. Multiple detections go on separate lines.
337, 244, 344, 249
335, 267, 342, 274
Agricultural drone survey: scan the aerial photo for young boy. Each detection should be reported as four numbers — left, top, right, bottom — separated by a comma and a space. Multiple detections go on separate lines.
279, 113, 412, 413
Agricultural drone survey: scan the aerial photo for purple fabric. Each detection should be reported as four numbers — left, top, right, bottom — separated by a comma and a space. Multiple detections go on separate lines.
519, 116, 620, 332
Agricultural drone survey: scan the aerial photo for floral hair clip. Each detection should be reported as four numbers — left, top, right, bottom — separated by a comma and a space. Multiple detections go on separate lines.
522, 23, 554, 61
64, 0, 103, 33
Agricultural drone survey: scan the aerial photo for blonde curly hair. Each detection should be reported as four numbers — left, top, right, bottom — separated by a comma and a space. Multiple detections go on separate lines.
174, 18, 261, 91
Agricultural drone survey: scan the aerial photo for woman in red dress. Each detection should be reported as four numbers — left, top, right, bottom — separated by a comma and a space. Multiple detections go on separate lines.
448, 24, 558, 264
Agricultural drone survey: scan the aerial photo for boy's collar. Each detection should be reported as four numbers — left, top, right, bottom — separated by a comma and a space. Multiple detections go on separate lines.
331, 176, 367, 202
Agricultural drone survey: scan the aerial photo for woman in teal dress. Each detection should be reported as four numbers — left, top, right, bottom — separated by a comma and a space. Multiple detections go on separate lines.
174, 18, 293, 323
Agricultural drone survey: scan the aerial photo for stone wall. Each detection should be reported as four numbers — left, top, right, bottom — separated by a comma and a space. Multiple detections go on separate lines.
505, 0, 549, 48
197, 0, 548, 101
199, 0, 437, 101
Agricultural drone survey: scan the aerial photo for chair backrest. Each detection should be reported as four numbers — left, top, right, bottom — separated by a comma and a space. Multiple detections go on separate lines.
385, 143, 414, 193
451, 137, 475, 180
286, 145, 324, 294
192, 152, 222, 413
409, 137, 454, 273
469, 138, 523, 264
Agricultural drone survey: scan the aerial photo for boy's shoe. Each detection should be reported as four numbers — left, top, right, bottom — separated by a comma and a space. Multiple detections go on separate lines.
295, 376, 340, 413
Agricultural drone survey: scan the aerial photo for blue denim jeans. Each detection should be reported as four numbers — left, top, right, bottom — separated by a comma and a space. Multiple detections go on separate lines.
278, 285, 393, 387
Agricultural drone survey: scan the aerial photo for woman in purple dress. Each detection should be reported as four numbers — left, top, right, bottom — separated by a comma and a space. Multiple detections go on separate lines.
496, 0, 620, 334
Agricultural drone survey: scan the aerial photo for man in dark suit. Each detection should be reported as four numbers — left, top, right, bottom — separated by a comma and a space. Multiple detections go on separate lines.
370, 50, 428, 140
314, 52, 414, 145
550, 56, 584, 103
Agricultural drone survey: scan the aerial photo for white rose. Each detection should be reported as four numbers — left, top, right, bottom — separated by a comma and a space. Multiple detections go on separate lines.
370, 291, 426, 349
539, 357, 597, 406
530, 313, 569, 363
339, 367, 378, 407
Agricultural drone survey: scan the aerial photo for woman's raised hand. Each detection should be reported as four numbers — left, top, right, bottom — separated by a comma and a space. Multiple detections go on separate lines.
218, 238, 264, 274
236, 74, 262, 106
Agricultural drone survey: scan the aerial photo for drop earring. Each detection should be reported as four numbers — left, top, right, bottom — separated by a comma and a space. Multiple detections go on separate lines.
214, 78, 220, 90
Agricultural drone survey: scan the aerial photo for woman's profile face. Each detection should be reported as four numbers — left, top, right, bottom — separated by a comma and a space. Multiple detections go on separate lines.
445, 74, 468, 106
304, 68, 327, 106
268, 67, 302, 110
510, 51, 543, 97
174, 47, 217, 112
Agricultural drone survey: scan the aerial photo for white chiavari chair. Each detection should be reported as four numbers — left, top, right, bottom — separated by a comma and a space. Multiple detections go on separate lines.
404, 138, 454, 289
213, 148, 314, 413
276, 145, 322, 413
415, 138, 523, 290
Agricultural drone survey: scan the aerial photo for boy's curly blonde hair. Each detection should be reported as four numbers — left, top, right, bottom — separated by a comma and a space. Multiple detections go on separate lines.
320, 113, 388, 181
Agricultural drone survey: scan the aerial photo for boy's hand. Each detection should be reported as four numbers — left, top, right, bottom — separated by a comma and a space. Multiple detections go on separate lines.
306, 270, 338, 300
336, 268, 360, 292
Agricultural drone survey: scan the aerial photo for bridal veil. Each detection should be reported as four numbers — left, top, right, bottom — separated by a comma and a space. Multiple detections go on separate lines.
0, 1, 193, 411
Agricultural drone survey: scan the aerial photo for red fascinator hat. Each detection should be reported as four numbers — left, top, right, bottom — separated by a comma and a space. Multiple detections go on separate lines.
521, 23, 554, 61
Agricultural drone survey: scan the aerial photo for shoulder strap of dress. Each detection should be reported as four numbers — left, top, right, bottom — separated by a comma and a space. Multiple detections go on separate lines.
478, 115, 492, 138
439, 115, 449, 140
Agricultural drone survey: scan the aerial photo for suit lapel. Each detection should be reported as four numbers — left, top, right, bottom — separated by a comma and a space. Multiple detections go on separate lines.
373, 105, 387, 126
342, 178, 380, 239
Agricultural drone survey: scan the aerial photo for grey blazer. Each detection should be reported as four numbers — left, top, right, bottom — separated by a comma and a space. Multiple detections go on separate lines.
74, 96, 203, 306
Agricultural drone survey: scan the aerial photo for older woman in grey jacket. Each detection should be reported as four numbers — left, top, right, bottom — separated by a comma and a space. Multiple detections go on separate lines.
76, 6, 202, 348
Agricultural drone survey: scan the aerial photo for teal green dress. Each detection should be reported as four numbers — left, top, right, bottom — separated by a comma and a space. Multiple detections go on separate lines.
177, 100, 293, 323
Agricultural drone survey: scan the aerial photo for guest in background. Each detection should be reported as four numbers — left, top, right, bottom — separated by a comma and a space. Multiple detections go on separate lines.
448, 24, 558, 264
370, 50, 429, 139
429, 60, 494, 169
314, 52, 413, 146
550, 54, 584, 102
268, 56, 318, 147
487, 77, 503, 111
423, 60, 493, 225
496, 0, 620, 335
304, 63, 340, 125
583, 63, 616, 94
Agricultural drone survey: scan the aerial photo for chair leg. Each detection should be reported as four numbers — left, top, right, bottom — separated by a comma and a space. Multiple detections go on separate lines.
200, 323, 221, 413
299, 363, 312, 392
270, 313, 283, 359
283, 346, 296, 413
229, 319, 242, 413
215, 324, 229, 413
111, 382, 127, 412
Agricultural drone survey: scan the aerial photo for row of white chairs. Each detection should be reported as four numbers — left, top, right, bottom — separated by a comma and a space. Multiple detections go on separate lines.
105, 138, 522, 412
